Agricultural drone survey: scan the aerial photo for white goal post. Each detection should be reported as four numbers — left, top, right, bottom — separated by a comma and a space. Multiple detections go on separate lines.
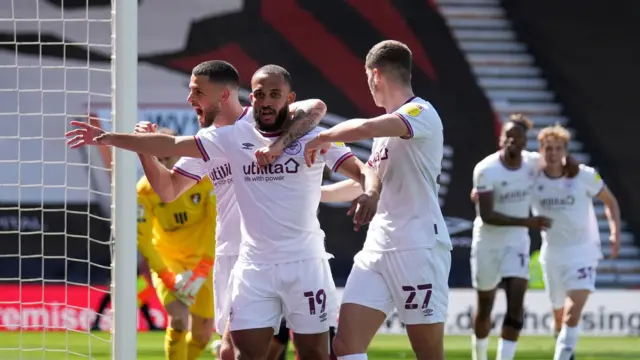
111, 0, 139, 358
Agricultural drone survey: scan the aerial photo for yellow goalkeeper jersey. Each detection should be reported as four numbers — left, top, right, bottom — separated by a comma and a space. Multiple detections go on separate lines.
136, 176, 216, 273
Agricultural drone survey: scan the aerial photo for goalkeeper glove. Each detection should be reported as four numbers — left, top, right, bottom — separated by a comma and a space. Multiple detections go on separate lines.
174, 257, 214, 305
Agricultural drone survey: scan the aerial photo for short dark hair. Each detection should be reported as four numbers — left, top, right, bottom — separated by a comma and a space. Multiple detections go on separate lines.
365, 40, 412, 84
192, 60, 240, 87
507, 113, 533, 131
253, 64, 292, 87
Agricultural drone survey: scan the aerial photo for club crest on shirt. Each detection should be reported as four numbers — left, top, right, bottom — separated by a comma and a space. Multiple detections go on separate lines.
284, 141, 302, 155
191, 193, 201, 204
404, 104, 423, 117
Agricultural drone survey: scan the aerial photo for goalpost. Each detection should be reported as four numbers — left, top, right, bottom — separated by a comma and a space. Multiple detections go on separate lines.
0, 0, 138, 358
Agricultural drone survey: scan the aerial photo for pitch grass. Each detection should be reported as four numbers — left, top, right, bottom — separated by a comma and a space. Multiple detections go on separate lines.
0, 331, 638, 359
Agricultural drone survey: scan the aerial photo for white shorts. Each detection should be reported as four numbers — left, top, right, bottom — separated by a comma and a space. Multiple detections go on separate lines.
213, 254, 238, 335
470, 242, 530, 291
340, 243, 451, 325
227, 258, 338, 334
541, 258, 598, 309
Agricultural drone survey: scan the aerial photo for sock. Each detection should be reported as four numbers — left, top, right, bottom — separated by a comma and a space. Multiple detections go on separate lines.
472, 335, 488, 360
186, 332, 207, 360
497, 338, 517, 360
554, 324, 579, 360
165, 328, 188, 360
338, 354, 368, 360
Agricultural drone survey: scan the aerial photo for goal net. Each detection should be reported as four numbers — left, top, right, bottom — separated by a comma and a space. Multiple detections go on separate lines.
0, 0, 138, 358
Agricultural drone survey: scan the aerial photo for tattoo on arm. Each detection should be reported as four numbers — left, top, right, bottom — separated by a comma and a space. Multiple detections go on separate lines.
276, 104, 325, 148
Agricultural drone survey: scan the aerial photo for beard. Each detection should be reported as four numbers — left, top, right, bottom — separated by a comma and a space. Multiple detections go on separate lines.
201, 106, 221, 128
254, 105, 289, 132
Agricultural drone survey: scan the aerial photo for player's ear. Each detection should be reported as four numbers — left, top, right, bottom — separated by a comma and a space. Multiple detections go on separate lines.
249, 93, 255, 104
220, 88, 230, 103
287, 91, 296, 104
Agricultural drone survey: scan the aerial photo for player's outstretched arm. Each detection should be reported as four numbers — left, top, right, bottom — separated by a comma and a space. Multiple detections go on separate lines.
334, 156, 382, 230
596, 185, 621, 258
255, 99, 327, 166
320, 179, 363, 203
65, 121, 203, 158
477, 191, 550, 230
134, 122, 199, 203
320, 114, 409, 143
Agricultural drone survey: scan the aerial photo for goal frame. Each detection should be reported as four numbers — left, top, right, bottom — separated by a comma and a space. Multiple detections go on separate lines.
111, 0, 138, 358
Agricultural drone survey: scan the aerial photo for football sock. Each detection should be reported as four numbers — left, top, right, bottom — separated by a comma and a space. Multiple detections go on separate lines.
472, 335, 489, 360
165, 327, 188, 360
554, 324, 579, 360
186, 331, 207, 360
497, 338, 517, 360
338, 354, 368, 360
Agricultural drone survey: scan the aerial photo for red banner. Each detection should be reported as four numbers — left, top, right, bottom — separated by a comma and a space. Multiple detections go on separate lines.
0, 283, 167, 331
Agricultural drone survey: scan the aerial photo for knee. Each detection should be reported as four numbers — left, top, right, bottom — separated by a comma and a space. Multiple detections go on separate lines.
332, 334, 351, 357
168, 315, 189, 331
191, 328, 213, 347
296, 344, 326, 360
219, 342, 235, 360
563, 310, 581, 327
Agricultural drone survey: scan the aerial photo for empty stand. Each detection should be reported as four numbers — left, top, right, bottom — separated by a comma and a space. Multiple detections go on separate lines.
435, 0, 640, 287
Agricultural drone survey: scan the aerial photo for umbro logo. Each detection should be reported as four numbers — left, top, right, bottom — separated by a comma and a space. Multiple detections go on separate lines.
242, 142, 254, 150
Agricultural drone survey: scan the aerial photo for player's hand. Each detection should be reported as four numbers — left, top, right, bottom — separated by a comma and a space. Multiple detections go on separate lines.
348, 190, 379, 231
525, 216, 552, 230
609, 233, 620, 259
563, 155, 580, 178
470, 188, 479, 203
65, 121, 108, 148
254, 145, 280, 167
304, 137, 331, 167
173, 270, 199, 306
134, 121, 158, 134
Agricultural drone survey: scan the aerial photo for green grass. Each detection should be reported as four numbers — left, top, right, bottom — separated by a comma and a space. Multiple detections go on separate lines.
0, 331, 638, 359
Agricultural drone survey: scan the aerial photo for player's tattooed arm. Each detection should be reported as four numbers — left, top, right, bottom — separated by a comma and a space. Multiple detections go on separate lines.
477, 191, 551, 230
320, 179, 363, 203
255, 99, 327, 166
334, 156, 382, 230
596, 185, 621, 258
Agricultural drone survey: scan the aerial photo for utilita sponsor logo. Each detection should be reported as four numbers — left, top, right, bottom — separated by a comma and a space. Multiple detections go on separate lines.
242, 159, 300, 175
210, 163, 232, 181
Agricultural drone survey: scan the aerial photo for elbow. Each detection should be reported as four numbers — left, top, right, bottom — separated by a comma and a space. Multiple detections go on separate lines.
310, 99, 327, 116
158, 192, 178, 204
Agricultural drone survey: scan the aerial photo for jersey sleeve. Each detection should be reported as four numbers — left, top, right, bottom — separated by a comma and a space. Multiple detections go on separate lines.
193, 126, 229, 162
579, 165, 605, 197
393, 102, 437, 139
321, 141, 355, 172
473, 163, 494, 193
136, 180, 169, 274
173, 157, 208, 181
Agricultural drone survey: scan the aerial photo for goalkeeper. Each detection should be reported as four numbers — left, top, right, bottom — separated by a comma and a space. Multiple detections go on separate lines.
137, 128, 215, 360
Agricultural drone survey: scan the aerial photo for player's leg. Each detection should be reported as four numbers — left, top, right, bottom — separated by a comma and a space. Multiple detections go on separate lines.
553, 262, 597, 360
229, 262, 282, 360
282, 258, 338, 360
91, 291, 111, 330
541, 258, 566, 337
333, 251, 393, 360
267, 320, 290, 360
152, 267, 191, 360
470, 245, 502, 360
384, 244, 451, 360
498, 245, 531, 360
186, 272, 214, 360
212, 255, 239, 360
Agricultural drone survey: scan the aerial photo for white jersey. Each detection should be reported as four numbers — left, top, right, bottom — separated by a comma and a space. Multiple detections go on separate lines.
173, 107, 251, 256
532, 164, 604, 261
180, 109, 354, 264
472, 150, 541, 247
364, 97, 452, 252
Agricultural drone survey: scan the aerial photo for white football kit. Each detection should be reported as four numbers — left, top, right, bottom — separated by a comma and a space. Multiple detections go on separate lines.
340, 97, 453, 325
173, 107, 250, 334
180, 110, 352, 334
531, 165, 604, 309
471, 151, 540, 290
